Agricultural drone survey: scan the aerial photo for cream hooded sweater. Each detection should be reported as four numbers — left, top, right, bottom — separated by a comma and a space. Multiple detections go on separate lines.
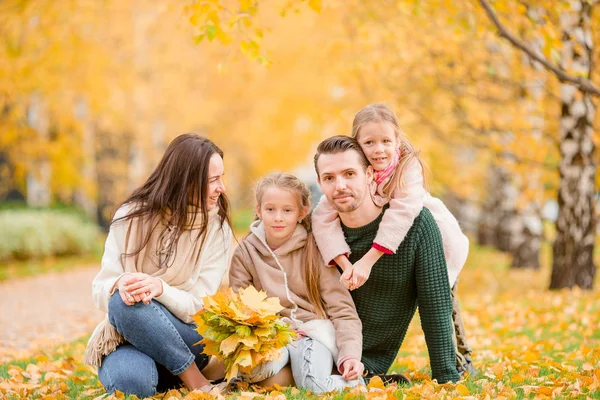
229, 221, 362, 370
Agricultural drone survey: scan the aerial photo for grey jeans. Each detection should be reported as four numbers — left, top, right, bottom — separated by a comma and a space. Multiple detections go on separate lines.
240, 337, 363, 394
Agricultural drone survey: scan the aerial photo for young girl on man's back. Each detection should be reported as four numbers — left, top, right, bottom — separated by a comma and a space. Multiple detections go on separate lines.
229, 173, 364, 393
312, 103, 474, 374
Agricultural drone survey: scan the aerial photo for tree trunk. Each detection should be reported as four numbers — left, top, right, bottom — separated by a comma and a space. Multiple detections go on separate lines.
550, 0, 597, 289
510, 6, 546, 270
73, 99, 98, 217
26, 94, 51, 207
509, 205, 543, 269
95, 130, 131, 229
477, 164, 514, 250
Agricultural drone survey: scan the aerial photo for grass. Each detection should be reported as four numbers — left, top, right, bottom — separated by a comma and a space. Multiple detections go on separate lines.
0, 250, 103, 281
0, 242, 599, 399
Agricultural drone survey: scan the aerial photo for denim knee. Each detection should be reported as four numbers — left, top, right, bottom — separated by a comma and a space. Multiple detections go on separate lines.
107, 292, 130, 322
99, 347, 158, 398
107, 292, 148, 332
103, 370, 157, 398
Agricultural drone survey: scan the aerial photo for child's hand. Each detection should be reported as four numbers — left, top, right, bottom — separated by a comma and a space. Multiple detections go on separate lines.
334, 254, 352, 272
348, 248, 384, 290
348, 257, 375, 290
341, 358, 364, 381
340, 266, 354, 290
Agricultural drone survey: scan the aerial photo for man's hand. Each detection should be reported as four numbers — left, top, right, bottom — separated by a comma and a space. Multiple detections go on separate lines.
341, 358, 364, 381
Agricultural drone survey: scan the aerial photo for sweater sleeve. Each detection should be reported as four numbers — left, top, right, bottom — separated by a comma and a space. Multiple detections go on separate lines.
318, 264, 362, 368
311, 195, 351, 265
91, 206, 133, 313
228, 244, 254, 292
155, 222, 233, 324
414, 210, 459, 383
373, 159, 426, 254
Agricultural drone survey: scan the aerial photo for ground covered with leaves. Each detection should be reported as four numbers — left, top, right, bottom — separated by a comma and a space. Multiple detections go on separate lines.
1, 244, 599, 399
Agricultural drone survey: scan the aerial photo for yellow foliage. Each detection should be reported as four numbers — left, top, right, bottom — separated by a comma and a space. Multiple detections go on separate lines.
192, 286, 295, 381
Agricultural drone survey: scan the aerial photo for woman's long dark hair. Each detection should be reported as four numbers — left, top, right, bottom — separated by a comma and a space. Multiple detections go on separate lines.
113, 133, 231, 268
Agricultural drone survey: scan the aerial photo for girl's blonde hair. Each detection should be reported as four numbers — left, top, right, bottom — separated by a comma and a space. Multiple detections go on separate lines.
352, 103, 427, 196
254, 172, 327, 319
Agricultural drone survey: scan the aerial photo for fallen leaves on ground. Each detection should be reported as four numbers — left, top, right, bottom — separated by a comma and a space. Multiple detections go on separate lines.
1, 244, 599, 399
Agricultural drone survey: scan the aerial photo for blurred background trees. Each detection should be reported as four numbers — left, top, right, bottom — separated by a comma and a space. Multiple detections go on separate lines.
0, 0, 598, 289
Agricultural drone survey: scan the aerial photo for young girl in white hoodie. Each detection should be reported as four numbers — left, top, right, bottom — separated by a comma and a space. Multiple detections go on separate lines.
311, 103, 474, 374
229, 172, 365, 393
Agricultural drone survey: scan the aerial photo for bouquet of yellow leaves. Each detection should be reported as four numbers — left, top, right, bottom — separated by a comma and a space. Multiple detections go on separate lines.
192, 286, 296, 381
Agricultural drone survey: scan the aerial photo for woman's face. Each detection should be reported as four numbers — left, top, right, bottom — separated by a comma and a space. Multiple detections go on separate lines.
257, 187, 306, 249
206, 153, 226, 211
356, 121, 398, 171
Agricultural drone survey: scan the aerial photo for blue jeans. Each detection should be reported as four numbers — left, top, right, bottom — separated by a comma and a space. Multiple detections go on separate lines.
98, 293, 209, 398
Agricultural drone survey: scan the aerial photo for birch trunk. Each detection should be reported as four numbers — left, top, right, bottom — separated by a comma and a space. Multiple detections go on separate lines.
74, 99, 98, 217
26, 94, 51, 207
510, 7, 546, 269
550, 0, 597, 289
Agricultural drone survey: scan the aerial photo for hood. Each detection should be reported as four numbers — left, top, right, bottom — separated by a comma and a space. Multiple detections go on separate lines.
247, 220, 308, 258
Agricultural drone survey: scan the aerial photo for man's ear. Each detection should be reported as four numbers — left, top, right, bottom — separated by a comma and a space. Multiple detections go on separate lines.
366, 165, 374, 184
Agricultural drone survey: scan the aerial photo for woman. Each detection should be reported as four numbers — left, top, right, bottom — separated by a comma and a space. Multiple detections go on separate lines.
84, 133, 233, 397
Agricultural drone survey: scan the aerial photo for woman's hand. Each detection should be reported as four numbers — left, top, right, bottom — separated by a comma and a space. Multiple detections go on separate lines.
124, 274, 164, 304
341, 358, 364, 381
116, 273, 145, 305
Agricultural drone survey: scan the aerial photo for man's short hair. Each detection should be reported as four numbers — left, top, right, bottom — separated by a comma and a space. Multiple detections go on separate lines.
313, 135, 370, 175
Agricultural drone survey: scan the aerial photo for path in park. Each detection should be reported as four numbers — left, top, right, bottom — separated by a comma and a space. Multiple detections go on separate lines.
0, 266, 104, 363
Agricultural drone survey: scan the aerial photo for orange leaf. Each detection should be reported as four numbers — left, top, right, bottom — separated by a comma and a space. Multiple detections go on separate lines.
367, 375, 386, 390
455, 383, 470, 396
582, 363, 594, 371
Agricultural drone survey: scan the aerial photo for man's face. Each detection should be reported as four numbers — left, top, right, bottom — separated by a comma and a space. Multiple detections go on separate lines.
316, 150, 373, 214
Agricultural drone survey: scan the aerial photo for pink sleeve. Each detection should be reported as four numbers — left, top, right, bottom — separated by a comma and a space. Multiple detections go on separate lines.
311, 195, 351, 265
373, 159, 426, 253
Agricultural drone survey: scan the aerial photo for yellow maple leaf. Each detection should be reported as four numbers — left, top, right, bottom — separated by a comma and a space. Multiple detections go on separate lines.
455, 382, 470, 395
239, 286, 283, 315
367, 375, 385, 390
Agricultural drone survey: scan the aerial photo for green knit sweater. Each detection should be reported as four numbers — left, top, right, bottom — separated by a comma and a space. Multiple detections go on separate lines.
341, 207, 460, 383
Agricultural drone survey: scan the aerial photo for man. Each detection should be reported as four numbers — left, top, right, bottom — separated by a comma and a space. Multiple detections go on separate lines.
313, 135, 460, 384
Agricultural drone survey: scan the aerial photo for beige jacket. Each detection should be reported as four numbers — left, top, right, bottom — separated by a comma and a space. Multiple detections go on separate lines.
229, 221, 362, 368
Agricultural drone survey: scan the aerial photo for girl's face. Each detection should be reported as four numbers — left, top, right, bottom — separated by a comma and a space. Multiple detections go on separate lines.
206, 153, 226, 210
257, 187, 307, 249
356, 121, 398, 171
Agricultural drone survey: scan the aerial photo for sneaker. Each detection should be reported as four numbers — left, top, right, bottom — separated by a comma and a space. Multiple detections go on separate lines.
199, 381, 228, 394
226, 376, 245, 392
458, 356, 476, 377
365, 372, 411, 385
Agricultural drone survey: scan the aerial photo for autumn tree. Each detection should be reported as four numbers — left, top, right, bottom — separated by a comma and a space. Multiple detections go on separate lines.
479, 0, 598, 289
